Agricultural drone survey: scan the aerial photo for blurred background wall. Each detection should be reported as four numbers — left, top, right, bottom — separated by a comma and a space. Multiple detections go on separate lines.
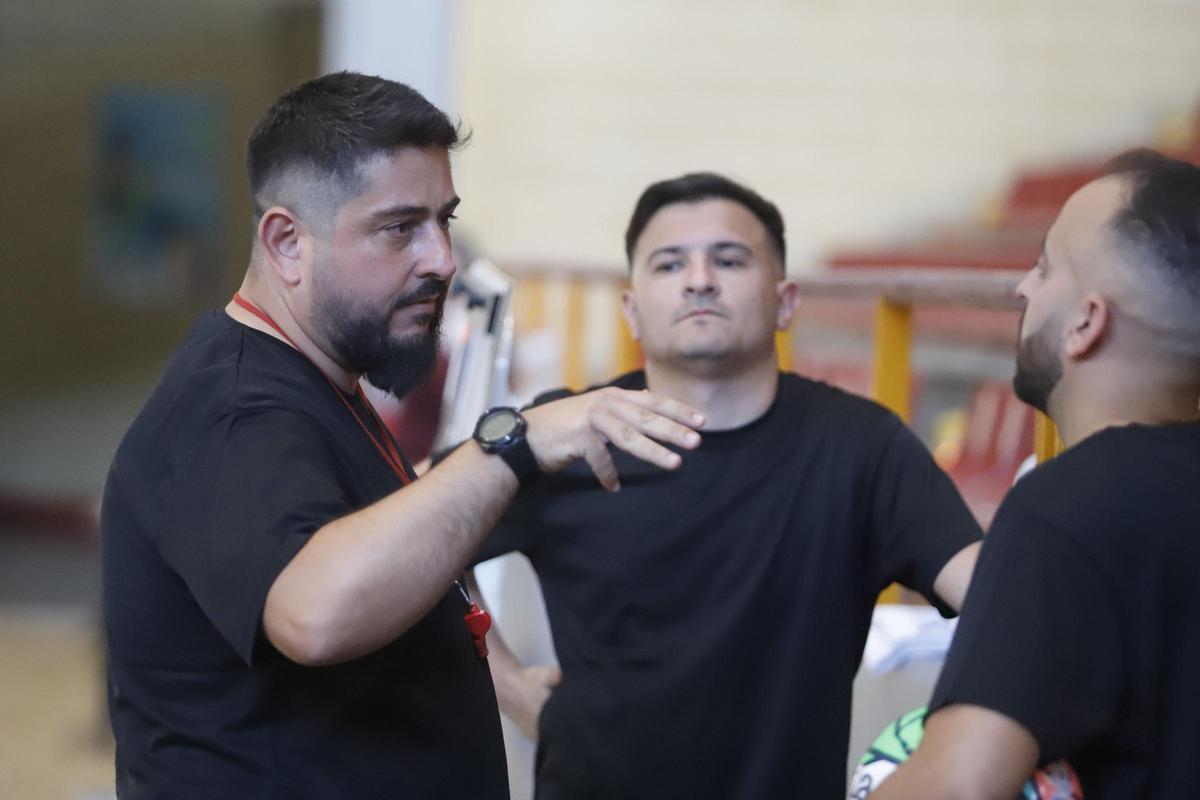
454, 0, 1200, 270
1, 1, 1198, 798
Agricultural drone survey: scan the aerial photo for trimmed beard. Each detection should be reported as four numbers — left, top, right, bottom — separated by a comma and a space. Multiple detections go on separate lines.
1012, 313, 1063, 415
314, 277, 448, 400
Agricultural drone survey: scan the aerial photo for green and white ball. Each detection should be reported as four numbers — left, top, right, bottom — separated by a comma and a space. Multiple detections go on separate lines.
848, 706, 1084, 800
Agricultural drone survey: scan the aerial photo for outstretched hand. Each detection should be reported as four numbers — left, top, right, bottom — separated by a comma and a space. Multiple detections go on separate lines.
523, 387, 704, 491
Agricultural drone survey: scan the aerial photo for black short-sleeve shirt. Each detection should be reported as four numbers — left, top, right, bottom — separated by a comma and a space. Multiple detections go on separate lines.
473, 371, 981, 799
930, 422, 1200, 797
102, 311, 508, 799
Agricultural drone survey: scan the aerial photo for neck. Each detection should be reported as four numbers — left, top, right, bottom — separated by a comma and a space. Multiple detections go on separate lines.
1052, 363, 1200, 447
226, 277, 360, 393
643, 355, 780, 430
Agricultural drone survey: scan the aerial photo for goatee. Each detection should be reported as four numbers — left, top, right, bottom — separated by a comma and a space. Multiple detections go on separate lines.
318, 278, 448, 400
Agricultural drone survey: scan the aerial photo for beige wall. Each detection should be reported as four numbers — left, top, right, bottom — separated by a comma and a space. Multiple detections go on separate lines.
0, 1, 320, 399
452, 0, 1200, 272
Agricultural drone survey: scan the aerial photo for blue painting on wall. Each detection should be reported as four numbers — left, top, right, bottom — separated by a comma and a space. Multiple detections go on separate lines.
90, 87, 226, 306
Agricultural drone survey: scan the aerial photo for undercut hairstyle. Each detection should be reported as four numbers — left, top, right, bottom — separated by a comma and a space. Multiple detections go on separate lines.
625, 172, 786, 270
1102, 148, 1200, 358
246, 71, 464, 227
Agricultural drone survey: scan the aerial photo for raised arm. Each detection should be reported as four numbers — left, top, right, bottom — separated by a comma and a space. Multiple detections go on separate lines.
263, 388, 704, 665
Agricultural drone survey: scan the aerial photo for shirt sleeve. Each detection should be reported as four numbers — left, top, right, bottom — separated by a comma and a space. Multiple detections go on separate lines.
868, 417, 983, 611
157, 408, 355, 665
470, 483, 545, 564
928, 503, 1122, 762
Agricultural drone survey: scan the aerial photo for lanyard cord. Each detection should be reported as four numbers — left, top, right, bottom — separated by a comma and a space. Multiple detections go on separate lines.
230, 294, 489, 655
231, 293, 411, 486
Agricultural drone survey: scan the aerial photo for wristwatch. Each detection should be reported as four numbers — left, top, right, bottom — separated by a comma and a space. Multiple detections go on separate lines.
473, 406, 540, 485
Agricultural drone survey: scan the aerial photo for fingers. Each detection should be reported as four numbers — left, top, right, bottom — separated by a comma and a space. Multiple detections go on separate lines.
606, 396, 702, 453
589, 413, 682, 474
581, 433, 621, 492
585, 388, 706, 476
612, 388, 706, 430
522, 386, 706, 488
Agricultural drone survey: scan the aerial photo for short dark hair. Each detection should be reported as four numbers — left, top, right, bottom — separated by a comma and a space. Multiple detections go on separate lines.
246, 71, 464, 221
624, 172, 786, 268
1103, 148, 1200, 306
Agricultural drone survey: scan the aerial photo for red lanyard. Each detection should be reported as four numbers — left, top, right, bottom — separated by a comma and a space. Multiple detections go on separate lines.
231, 293, 412, 486
231, 293, 491, 658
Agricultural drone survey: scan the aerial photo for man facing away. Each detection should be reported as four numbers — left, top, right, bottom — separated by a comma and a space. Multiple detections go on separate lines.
470, 173, 983, 798
100, 72, 705, 799
872, 149, 1200, 799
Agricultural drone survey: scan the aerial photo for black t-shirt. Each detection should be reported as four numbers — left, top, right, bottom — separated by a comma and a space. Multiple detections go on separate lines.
930, 422, 1200, 798
102, 311, 508, 800
473, 371, 980, 799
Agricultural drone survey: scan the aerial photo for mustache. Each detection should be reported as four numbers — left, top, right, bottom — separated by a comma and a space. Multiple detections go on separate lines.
672, 297, 732, 323
394, 278, 450, 309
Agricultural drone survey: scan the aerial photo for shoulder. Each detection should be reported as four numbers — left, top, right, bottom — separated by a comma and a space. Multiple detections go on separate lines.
778, 372, 903, 443
525, 370, 647, 409
998, 425, 1153, 524
994, 422, 1199, 555
127, 312, 337, 450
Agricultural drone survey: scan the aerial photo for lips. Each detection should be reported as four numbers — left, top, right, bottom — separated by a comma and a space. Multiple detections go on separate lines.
675, 307, 729, 323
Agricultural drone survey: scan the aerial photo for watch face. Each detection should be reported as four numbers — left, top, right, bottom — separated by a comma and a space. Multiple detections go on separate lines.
479, 409, 519, 443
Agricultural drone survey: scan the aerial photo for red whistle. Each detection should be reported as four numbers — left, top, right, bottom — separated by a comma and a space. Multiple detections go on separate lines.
463, 602, 492, 659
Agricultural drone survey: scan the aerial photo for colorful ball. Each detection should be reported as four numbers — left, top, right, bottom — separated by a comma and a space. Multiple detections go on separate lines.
848, 706, 1083, 800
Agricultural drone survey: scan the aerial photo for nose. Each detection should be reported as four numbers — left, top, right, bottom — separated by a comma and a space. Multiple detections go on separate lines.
416, 223, 458, 282
1015, 266, 1036, 304
683, 256, 718, 297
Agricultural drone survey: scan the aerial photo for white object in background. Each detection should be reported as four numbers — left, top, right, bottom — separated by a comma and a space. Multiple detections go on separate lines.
432, 260, 553, 800
861, 605, 958, 675
434, 259, 516, 451
322, 0, 457, 113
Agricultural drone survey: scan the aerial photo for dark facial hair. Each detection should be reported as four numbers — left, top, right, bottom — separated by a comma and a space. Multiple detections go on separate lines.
317, 277, 449, 399
1012, 312, 1063, 415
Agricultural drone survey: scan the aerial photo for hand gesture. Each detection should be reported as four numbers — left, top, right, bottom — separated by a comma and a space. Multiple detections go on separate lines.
523, 388, 704, 491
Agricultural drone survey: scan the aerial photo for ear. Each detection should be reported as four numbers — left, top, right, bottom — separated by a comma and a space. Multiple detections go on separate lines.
774, 278, 800, 330
1064, 292, 1109, 360
257, 206, 310, 287
620, 287, 641, 341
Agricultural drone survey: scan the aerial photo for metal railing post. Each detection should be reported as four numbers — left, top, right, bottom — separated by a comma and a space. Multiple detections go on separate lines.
872, 297, 913, 604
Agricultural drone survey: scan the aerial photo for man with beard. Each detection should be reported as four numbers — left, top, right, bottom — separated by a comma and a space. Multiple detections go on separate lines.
100, 73, 703, 800
468, 173, 983, 799
872, 149, 1200, 799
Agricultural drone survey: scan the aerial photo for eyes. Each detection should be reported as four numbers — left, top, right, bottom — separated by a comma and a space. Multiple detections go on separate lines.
650, 255, 747, 274
382, 213, 457, 239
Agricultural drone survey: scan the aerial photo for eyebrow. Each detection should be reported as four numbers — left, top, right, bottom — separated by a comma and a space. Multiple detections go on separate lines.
644, 240, 753, 261
709, 241, 752, 256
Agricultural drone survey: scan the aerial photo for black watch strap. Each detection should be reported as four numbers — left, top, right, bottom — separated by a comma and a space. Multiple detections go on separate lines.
473, 407, 541, 486
498, 434, 540, 486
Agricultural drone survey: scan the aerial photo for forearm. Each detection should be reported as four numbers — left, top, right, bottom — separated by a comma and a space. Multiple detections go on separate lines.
265, 441, 517, 664
265, 385, 704, 665
932, 541, 981, 612
872, 705, 1039, 800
